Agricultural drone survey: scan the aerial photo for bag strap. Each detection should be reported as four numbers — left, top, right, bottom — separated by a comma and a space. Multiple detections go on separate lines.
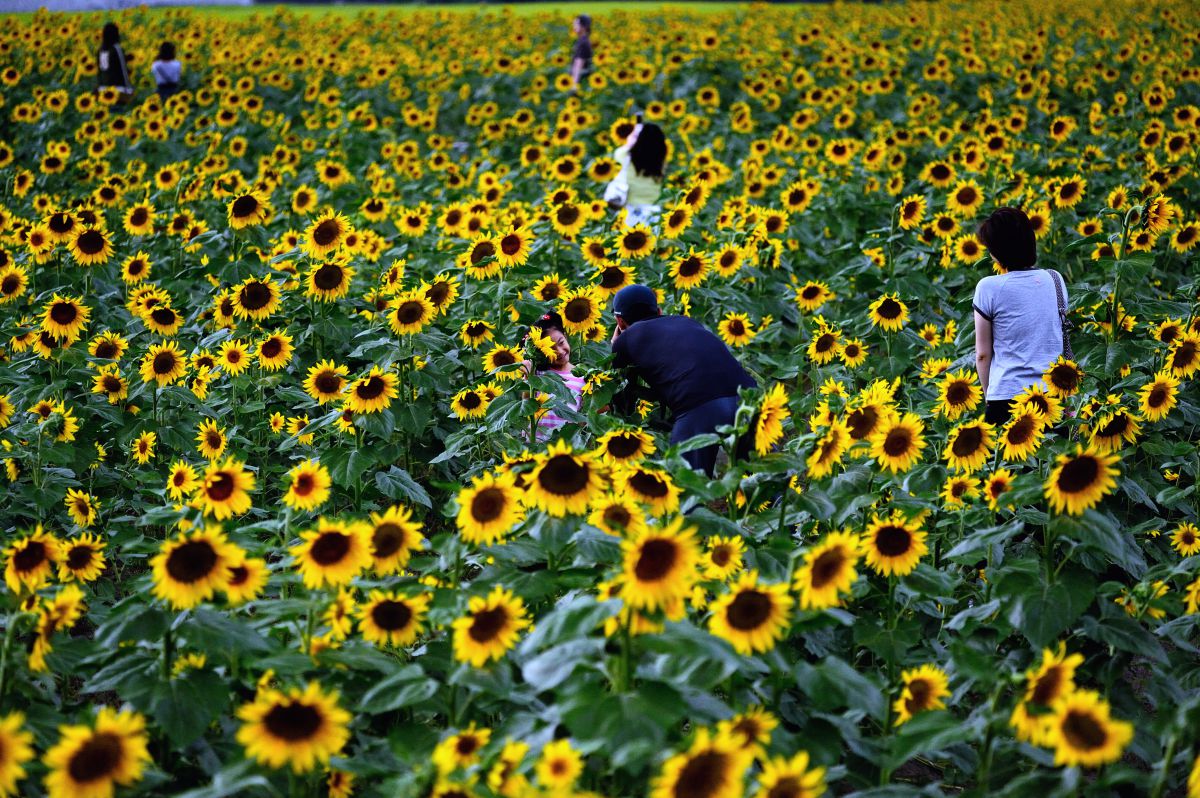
1049, 269, 1074, 361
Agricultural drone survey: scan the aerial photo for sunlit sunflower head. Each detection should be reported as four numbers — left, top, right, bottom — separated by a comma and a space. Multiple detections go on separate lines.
257, 330, 293, 371
304, 359, 349, 404
1043, 445, 1120, 515
451, 585, 530, 667
754, 750, 827, 798
232, 277, 281, 321
344, 366, 399, 414
558, 286, 604, 334
620, 517, 701, 611
235, 682, 351, 773
283, 459, 332, 512
650, 728, 752, 798
794, 530, 860, 610
365, 505, 424, 574
893, 664, 950, 726
1043, 689, 1133, 769
304, 209, 353, 258
1011, 643, 1084, 744
526, 440, 604, 517
934, 368, 982, 420
1042, 357, 1084, 398
1088, 407, 1142, 453
482, 344, 524, 380
40, 293, 90, 342
306, 258, 355, 302
617, 224, 656, 260
1170, 522, 1200, 557
68, 225, 113, 266
195, 418, 228, 461
43, 708, 151, 798
456, 470, 525, 546
57, 532, 107, 583
586, 493, 649, 537
868, 412, 926, 474
194, 457, 256, 520
387, 289, 436, 336
1137, 371, 1179, 422
64, 487, 99, 528
1166, 333, 1200, 379
708, 570, 793, 655
358, 589, 430, 648
610, 464, 678, 517
806, 418, 852, 480
702, 535, 745, 581
752, 383, 791, 456
223, 553, 269, 605
940, 475, 981, 508
290, 518, 372, 589
151, 525, 241, 609
861, 511, 927, 577
941, 419, 994, 473
4, 524, 61, 593
594, 427, 656, 465
227, 190, 273, 229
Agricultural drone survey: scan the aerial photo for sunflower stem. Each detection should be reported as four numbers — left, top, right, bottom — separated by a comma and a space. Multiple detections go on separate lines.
1150, 729, 1178, 798
618, 613, 634, 693
0, 610, 19, 704
776, 480, 790, 539
160, 624, 174, 681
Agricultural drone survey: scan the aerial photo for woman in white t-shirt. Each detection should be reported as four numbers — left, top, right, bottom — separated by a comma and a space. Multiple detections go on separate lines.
973, 207, 1069, 425
152, 42, 182, 100
608, 121, 666, 228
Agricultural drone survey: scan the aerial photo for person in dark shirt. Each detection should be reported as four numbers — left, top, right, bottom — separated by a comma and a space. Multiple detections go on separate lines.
610, 284, 756, 475
97, 22, 133, 98
570, 15, 593, 92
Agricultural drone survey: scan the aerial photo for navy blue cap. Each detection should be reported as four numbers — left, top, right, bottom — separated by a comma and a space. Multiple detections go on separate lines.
613, 284, 659, 318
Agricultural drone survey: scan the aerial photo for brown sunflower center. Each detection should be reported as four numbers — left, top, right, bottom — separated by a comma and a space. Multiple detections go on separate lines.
372, 523, 406, 558
313, 263, 345, 291
470, 487, 506, 524
875, 525, 912, 557
231, 195, 259, 218
882, 428, 913, 457
239, 281, 272, 311
810, 546, 847, 589
628, 470, 669, 498
726, 589, 772, 630
470, 241, 496, 264
605, 435, 642, 459
766, 776, 805, 798
634, 538, 678, 581
67, 731, 123, 783
263, 702, 322, 741
678, 257, 703, 277
356, 376, 386, 400
371, 599, 413, 631
13, 541, 47, 572
877, 298, 902, 319
150, 307, 176, 326
1030, 665, 1064, 706
49, 301, 79, 325
314, 373, 342, 395
468, 606, 508, 642
206, 472, 235, 501
952, 426, 984, 457
563, 298, 592, 324
310, 532, 351, 565
1057, 455, 1099, 493
395, 301, 425, 325
538, 455, 590, 496
623, 231, 647, 251
673, 750, 731, 798
1060, 709, 1107, 751
166, 540, 218, 583
312, 219, 341, 247
76, 229, 106, 255
152, 351, 178, 375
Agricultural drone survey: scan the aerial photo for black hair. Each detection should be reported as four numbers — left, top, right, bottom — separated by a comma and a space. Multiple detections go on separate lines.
158, 42, 176, 61
101, 22, 120, 48
575, 14, 591, 34
533, 310, 566, 335
617, 303, 659, 324
630, 123, 666, 180
978, 207, 1038, 270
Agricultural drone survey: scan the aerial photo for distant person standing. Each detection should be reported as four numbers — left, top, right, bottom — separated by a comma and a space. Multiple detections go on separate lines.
570, 14, 593, 92
608, 120, 666, 228
97, 22, 133, 99
152, 42, 182, 101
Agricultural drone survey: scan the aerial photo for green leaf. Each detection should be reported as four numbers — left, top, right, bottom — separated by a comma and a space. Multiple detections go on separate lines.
999, 566, 1095, 649
172, 759, 275, 798
152, 669, 231, 746
521, 638, 606, 691
357, 665, 439, 714
886, 710, 978, 769
375, 465, 432, 508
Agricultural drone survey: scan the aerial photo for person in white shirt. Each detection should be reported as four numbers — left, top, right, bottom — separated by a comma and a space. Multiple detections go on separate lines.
152, 42, 182, 101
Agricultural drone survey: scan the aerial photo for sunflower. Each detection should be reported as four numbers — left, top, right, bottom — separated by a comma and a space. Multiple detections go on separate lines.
432, 722, 493, 775
44, 708, 151, 798
999, 412, 1045, 462
1088, 408, 1141, 452
650, 728, 752, 798
256, 330, 293, 371
388, 290, 435, 336
1011, 643, 1084, 744
1042, 357, 1084, 398
304, 359, 348, 404
535, 739, 584, 791
139, 341, 188, 386
231, 277, 281, 322
806, 418, 851, 480
1043, 690, 1133, 768
306, 259, 355, 302
344, 366, 399, 414
195, 457, 256, 520
946, 180, 984, 218
166, 460, 199, 501
868, 293, 908, 331
752, 751, 826, 798
458, 319, 495, 349
456, 471, 525, 546
861, 512, 927, 577
358, 589, 430, 647
897, 194, 926, 229
587, 494, 648, 537
363, 505, 422, 575
792, 280, 833, 313
452, 585, 530, 667
594, 428, 656, 464
236, 683, 351, 773
703, 535, 745, 581
893, 664, 950, 726
617, 225, 656, 259
718, 313, 757, 348
670, 250, 709, 290
195, 418, 228, 461
291, 518, 372, 589
69, 226, 113, 266
869, 412, 926, 473
228, 191, 272, 229
708, 570, 793, 655
934, 372, 982, 422
621, 518, 701, 611
4, 525, 60, 593
64, 488, 98, 528
557, 286, 604, 335
0, 711, 33, 796
1044, 445, 1120, 515
794, 530, 860, 610
0, 266, 29, 304
304, 210, 353, 258
57, 532, 107, 583
1167, 333, 1200, 378
283, 459, 332, 512
1170, 522, 1200, 557
41, 294, 90, 341
151, 525, 240, 609
494, 226, 534, 268
752, 383, 791, 456
941, 475, 980, 508
91, 364, 128, 404
140, 303, 183, 337
525, 440, 604, 517
223, 551, 268, 605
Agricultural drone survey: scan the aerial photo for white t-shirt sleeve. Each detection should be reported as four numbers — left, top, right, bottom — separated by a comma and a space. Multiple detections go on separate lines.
973, 278, 996, 322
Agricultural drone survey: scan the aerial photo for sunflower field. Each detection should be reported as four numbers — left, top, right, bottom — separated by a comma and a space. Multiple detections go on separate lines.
1, 1, 1200, 796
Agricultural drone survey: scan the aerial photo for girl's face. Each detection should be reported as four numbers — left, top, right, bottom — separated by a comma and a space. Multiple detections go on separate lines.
547, 328, 571, 370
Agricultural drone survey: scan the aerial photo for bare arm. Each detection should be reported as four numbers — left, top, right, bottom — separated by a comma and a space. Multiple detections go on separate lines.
571, 58, 583, 89
974, 310, 993, 398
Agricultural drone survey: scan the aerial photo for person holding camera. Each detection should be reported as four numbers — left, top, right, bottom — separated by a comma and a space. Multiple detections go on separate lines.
605, 117, 666, 228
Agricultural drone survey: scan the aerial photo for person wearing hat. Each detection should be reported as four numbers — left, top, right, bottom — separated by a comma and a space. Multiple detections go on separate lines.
610, 284, 756, 475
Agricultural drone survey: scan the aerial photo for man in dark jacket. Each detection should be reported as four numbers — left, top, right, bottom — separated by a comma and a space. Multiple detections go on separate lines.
610, 284, 756, 475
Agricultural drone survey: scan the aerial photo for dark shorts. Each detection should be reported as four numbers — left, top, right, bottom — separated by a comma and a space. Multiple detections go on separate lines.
671, 395, 749, 477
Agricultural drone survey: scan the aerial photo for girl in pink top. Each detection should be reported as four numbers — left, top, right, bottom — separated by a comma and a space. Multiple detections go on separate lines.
522, 311, 585, 440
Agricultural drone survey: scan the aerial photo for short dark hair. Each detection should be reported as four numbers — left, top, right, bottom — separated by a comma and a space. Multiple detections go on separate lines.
533, 310, 565, 335
101, 22, 120, 48
575, 14, 591, 33
978, 207, 1037, 270
158, 42, 176, 61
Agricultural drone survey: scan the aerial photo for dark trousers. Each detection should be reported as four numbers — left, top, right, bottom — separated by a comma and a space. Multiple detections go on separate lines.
985, 399, 1015, 426
671, 395, 743, 477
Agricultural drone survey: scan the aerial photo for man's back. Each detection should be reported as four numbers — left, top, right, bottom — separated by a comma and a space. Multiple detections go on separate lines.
612, 315, 756, 417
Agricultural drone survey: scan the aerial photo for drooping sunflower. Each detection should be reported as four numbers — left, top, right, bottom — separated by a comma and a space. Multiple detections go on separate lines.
57, 532, 107, 583
620, 517, 701, 611
1043, 445, 1120, 515
64, 488, 99, 528
1010, 643, 1083, 744
650, 728, 752, 798
869, 412, 926, 474
223, 554, 268, 605
236, 682, 351, 774
40, 294, 90, 341
43, 708, 151, 798
1043, 690, 1133, 769
195, 418, 228, 461
4, 525, 60, 593
456, 471, 525, 546
594, 428, 656, 464
861, 512, 928, 577
343, 367, 399, 414
806, 418, 852, 480
452, 585, 530, 667
708, 570, 793, 655
283, 459, 332, 512
151, 525, 241, 609
753, 383, 791, 456
195, 457, 256, 520
0, 711, 34, 796
139, 341, 188, 386
367, 505, 424, 574
291, 518, 373, 589
868, 293, 908, 331
525, 440, 604, 517
587, 494, 648, 537
752, 751, 827, 798
793, 530, 860, 610
358, 589, 430, 647
614, 464, 681, 517
1137, 372, 1179, 422
893, 664, 950, 726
